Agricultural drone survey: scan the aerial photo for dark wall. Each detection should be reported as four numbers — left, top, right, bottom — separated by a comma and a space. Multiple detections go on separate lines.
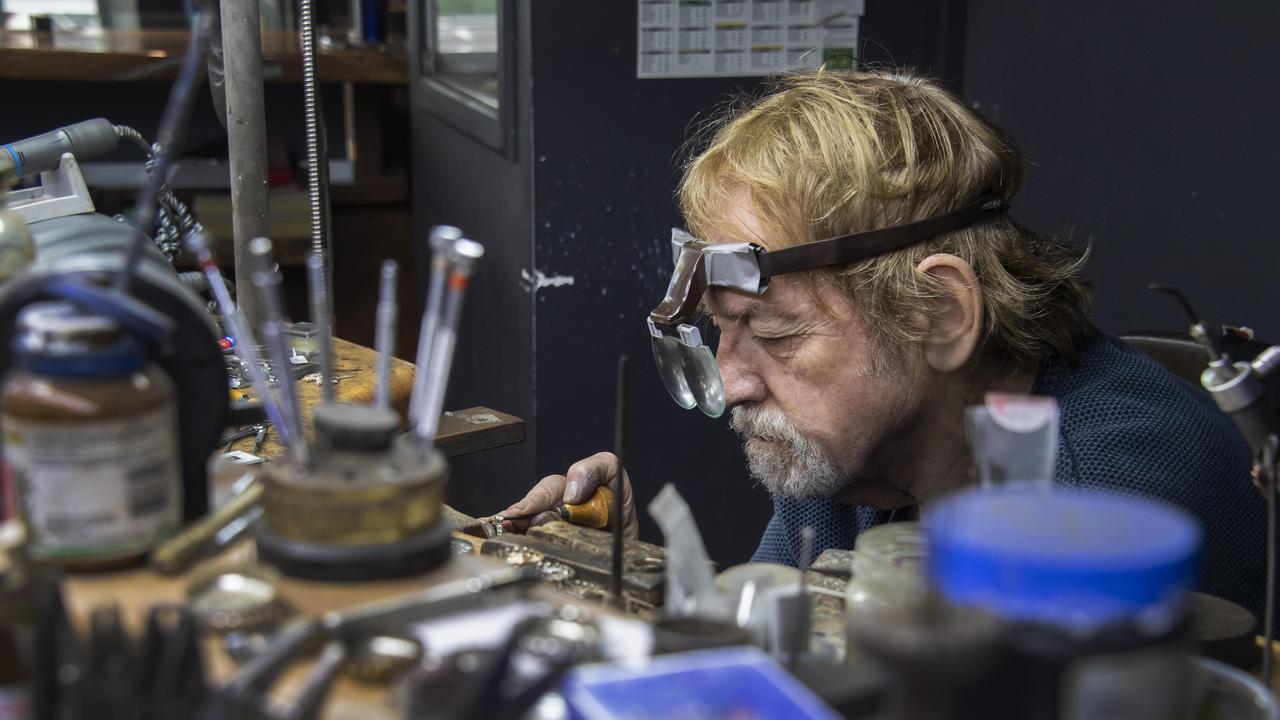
963, 1, 1280, 339
409, 2, 537, 514
527, 1, 962, 565
527, 4, 768, 566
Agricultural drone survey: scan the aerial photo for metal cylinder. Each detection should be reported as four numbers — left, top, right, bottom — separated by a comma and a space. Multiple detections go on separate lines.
257, 406, 450, 581
262, 436, 445, 547
220, 0, 271, 337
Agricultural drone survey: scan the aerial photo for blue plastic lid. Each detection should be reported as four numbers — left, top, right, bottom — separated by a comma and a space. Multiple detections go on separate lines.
12, 301, 147, 377
926, 487, 1201, 631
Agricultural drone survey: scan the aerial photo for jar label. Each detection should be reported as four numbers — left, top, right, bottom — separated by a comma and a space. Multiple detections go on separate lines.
4, 406, 181, 559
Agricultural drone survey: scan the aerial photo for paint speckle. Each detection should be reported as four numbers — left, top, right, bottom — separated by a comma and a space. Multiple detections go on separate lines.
520, 268, 576, 293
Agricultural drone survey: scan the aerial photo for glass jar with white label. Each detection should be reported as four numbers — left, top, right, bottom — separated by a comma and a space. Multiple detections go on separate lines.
2, 301, 181, 570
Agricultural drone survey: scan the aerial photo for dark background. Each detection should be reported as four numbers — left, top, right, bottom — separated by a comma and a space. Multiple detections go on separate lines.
961, 0, 1280, 342
414, 0, 1280, 566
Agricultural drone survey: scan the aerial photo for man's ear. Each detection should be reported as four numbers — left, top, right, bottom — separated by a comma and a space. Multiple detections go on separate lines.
915, 254, 983, 373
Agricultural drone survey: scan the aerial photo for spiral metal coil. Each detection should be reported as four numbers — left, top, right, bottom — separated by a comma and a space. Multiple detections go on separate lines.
298, 0, 332, 321
113, 124, 204, 263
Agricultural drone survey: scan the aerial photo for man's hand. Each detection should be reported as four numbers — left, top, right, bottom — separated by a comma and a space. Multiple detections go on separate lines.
493, 451, 639, 539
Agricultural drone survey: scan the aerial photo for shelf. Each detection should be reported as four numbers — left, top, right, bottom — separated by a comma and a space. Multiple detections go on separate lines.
0, 28, 408, 84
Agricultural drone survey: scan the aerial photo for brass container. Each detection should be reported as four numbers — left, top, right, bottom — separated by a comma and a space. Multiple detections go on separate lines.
257, 403, 450, 580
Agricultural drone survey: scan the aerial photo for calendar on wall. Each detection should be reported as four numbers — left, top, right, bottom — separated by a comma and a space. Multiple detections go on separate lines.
637, 0, 864, 79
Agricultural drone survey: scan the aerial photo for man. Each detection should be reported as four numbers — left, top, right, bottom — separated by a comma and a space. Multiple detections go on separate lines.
497, 69, 1266, 621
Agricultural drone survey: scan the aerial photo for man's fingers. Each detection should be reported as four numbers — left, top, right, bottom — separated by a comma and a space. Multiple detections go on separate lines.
528, 511, 560, 527
504, 474, 567, 517
500, 451, 639, 537
565, 452, 622, 503
566, 451, 640, 538
500, 510, 558, 535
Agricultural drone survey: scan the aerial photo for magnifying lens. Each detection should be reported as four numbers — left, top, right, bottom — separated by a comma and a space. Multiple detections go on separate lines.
647, 195, 1009, 417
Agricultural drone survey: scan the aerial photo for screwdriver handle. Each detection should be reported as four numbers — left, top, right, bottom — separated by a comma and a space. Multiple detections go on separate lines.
557, 485, 615, 530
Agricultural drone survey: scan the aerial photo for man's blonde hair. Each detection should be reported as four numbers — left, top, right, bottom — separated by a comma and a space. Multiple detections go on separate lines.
678, 69, 1091, 373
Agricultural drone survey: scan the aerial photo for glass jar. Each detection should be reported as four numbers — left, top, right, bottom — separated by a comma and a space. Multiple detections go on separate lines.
845, 521, 927, 658
2, 301, 181, 570
846, 521, 927, 610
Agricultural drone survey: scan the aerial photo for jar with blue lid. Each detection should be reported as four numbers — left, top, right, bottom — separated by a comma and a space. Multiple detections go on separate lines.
926, 486, 1202, 720
1, 300, 181, 570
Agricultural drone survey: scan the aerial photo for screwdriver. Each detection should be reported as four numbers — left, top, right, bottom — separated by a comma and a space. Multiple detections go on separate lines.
463, 485, 616, 538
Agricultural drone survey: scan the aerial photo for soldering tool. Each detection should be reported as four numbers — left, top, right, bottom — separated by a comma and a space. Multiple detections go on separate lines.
463, 485, 617, 538
0, 119, 119, 180
1153, 283, 1280, 685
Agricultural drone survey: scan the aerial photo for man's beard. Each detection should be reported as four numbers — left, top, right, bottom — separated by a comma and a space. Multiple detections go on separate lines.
730, 406, 849, 500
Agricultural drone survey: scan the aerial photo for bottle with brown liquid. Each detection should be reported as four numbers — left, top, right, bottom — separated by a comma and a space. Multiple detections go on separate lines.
1, 301, 181, 570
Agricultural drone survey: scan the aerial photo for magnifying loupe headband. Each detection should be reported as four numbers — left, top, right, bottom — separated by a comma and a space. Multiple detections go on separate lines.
647, 193, 1009, 417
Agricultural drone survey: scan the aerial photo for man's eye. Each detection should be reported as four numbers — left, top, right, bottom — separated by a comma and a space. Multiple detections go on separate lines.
753, 335, 793, 346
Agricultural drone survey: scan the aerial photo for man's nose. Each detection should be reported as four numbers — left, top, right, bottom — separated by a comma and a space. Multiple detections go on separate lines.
717, 335, 766, 408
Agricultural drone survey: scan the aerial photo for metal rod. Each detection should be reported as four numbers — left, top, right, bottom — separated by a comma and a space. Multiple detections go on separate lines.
322, 565, 535, 637
413, 238, 484, 444
114, 9, 210, 294
347, 0, 363, 44
249, 237, 308, 466
283, 640, 348, 720
211, 504, 262, 550
374, 259, 398, 410
611, 354, 628, 607
299, 0, 333, 336
409, 226, 462, 426
790, 526, 814, 669
225, 618, 323, 698
306, 253, 335, 404
150, 481, 264, 575
185, 232, 293, 450
1264, 438, 1277, 686
220, 0, 271, 339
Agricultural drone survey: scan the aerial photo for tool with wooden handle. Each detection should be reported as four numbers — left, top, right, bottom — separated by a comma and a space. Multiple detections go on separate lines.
464, 486, 616, 538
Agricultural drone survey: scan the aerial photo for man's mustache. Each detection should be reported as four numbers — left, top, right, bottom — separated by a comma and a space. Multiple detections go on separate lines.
730, 406, 797, 445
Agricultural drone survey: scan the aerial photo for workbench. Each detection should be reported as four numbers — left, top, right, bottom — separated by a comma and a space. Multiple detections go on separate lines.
55, 337, 526, 719
223, 337, 524, 460
64, 542, 503, 719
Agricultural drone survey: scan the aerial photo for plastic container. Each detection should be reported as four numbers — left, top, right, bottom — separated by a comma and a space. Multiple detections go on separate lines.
964, 393, 1058, 488
926, 487, 1202, 720
563, 646, 839, 720
2, 301, 181, 569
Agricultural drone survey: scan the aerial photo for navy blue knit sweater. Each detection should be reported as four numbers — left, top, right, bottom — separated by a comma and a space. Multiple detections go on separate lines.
753, 327, 1268, 622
